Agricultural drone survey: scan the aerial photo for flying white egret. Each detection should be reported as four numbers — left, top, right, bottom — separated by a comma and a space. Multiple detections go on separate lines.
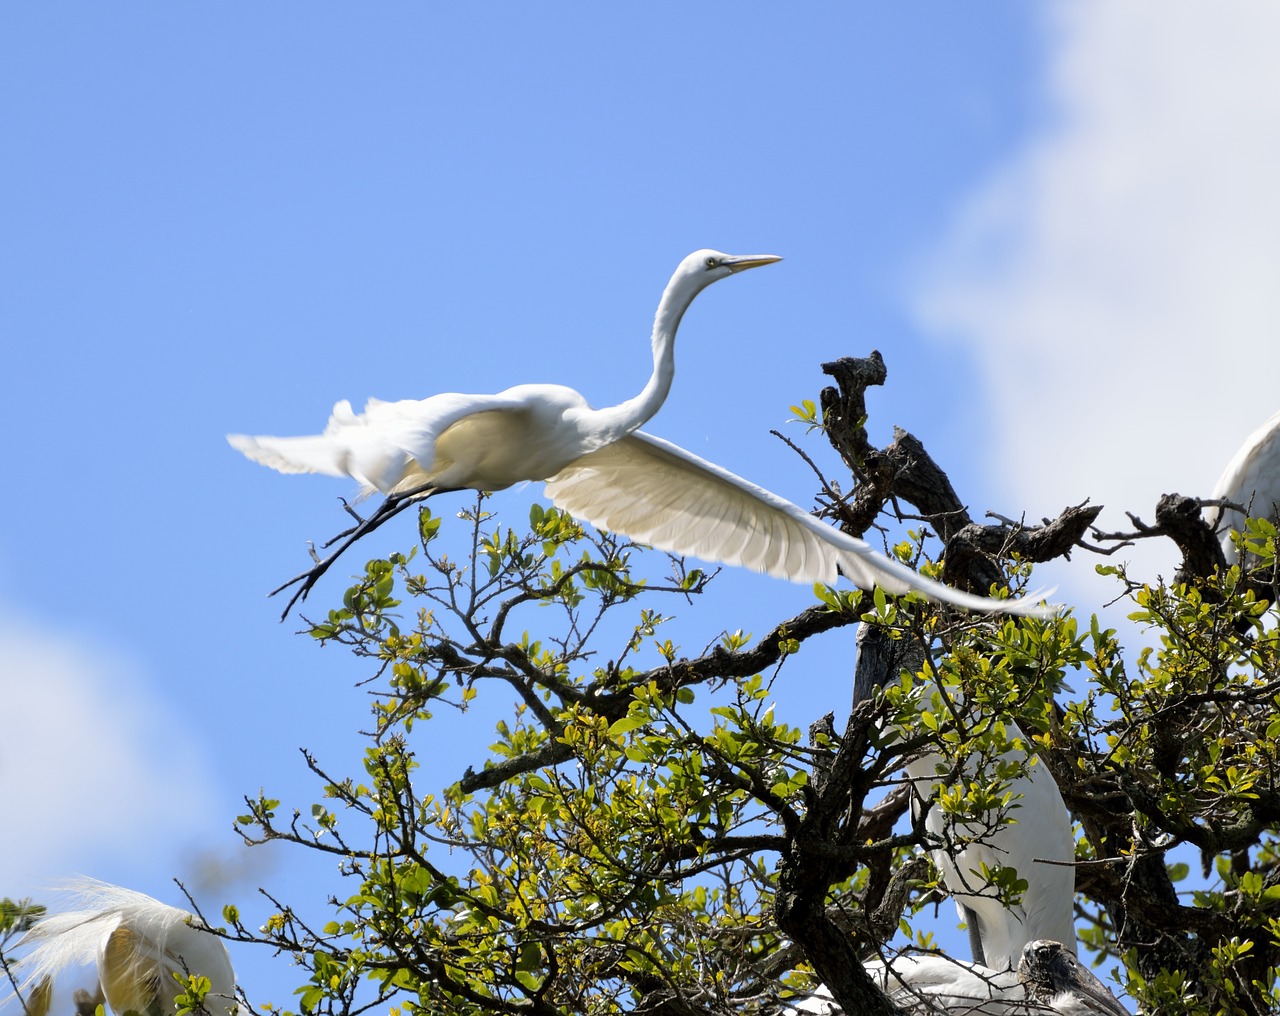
10, 878, 240, 1016
854, 625, 1077, 973
1206, 407, 1280, 566
229, 249, 1053, 617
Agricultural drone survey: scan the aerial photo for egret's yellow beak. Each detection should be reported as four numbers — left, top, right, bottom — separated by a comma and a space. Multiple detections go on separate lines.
724, 254, 783, 273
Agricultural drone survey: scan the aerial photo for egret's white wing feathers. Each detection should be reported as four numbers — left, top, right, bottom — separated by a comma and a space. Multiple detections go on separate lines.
12, 878, 239, 1016
873, 955, 1025, 1012
545, 432, 1054, 617
794, 945, 1123, 1015
790, 957, 1026, 1015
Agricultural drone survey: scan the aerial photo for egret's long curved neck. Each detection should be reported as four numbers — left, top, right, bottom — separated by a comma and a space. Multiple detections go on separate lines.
589, 273, 701, 446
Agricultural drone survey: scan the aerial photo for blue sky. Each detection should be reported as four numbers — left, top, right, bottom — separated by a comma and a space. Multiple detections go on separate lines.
6, 3, 1280, 1011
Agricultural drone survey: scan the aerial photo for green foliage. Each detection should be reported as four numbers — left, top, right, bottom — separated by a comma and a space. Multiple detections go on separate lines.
225, 494, 835, 1015
0, 898, 44, 937
0, 897, 46, 1016
173, 974, 214, 1016
206, 494, 1280, 1016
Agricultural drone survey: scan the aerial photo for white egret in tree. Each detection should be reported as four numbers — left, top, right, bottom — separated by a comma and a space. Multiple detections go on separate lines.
1206, 407, 1280, 565
907, 740, 1075, 973
229, 250, 1054, 618
854, 625, 1076, 974
10, 879, 239, 1016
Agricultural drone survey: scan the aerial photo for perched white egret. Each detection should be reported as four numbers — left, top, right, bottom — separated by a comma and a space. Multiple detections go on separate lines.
1206, 407, 1280, 565
10, 879, 239, 1016
854, 625, 1076, 973
906, 737, 1075, 973
229, 249, 1053, 616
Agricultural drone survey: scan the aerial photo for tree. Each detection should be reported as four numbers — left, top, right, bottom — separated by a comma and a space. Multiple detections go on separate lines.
8, 353, 1280, 1016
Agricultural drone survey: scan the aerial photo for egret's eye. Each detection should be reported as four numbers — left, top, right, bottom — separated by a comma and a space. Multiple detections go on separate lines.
704, 256, 719, 269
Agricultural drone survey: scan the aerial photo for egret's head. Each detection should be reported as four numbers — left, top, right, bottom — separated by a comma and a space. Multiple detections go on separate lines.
654, 249, 782, 336
681, 249, 782, 289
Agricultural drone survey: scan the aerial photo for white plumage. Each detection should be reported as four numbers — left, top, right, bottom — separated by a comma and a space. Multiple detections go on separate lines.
855, 625, 1077, 973
870, 954, 1024, 1012
791, 956, 1022, 1015
10, 878, 239, 1016
790, 940, 1126, 1014
790, 955, 1025, 1015
544, 432, 1044, 610
229, 249, 1054, 616
1207, 407, 1280, 565
905, 727, 1076, 973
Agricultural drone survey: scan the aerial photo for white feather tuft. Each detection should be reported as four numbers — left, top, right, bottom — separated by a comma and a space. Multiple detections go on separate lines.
9, 878, 239, 1016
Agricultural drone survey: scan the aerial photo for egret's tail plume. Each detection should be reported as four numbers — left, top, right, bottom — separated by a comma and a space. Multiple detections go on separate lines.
226, 432, 351, 479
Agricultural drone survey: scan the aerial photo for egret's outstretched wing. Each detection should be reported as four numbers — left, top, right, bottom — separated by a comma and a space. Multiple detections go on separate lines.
228, 391, 533, 494
544, 432, 1055, 617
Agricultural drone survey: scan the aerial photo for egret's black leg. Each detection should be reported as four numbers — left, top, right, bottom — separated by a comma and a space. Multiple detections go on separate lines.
330, 497, 367, 537
270, 483, 450, 620
961, 904, 986, 967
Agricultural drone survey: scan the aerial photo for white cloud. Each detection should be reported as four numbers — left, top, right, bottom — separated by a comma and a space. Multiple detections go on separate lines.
916, 1, 1280, 601
0, 617, 218, 885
